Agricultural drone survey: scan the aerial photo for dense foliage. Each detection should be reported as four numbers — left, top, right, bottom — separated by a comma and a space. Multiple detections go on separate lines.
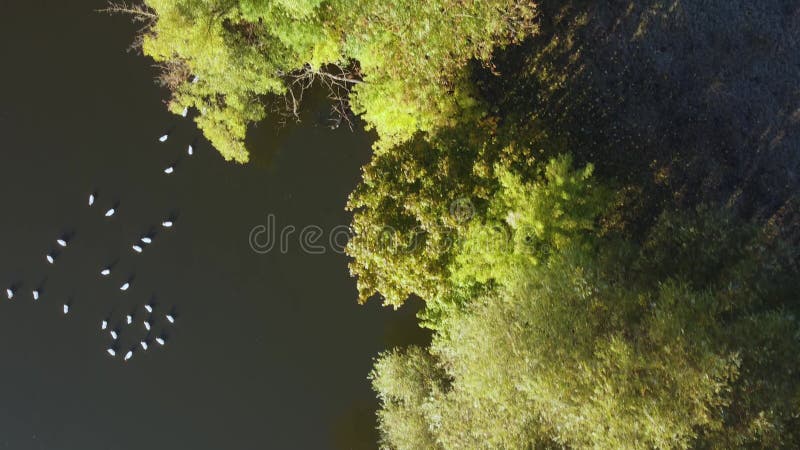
371, 167, 800, 449
138, 0, 536, 161
345, 120, 531, 308
124, 1, 800, 448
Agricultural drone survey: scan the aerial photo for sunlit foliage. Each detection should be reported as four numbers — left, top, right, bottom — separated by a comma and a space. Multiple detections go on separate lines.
141, 0, 340, 161
372, 190, 800, 448
135, 0, 537, 161
345, 121, 543, 308
125, 3, 800, 448
453, 154, 611, 285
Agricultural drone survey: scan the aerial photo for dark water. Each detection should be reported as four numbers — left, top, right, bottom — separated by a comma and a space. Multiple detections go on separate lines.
0, 1, 428, 448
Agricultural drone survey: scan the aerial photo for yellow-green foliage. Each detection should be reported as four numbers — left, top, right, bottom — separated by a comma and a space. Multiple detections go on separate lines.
143, 0, 341, 161
342, 0, 534, 146
345, 123, 540, 308
454, 154, 611, 284
369, 347, 445, 450
372, 207, 800, 449
140, 0, 537, 161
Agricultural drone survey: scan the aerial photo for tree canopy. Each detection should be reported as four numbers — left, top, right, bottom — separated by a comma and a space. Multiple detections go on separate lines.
371, 161, 800, 449
133, 0, 536, 161
119, 2, 800, 448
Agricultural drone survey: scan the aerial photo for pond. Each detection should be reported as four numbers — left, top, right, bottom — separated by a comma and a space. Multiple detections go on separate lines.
0, 1, 427, 448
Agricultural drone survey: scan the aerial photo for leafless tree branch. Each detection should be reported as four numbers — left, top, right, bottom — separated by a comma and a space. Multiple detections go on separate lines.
98, 1, 157, 21
277, 64, 361, 128
99, 2, 157, 52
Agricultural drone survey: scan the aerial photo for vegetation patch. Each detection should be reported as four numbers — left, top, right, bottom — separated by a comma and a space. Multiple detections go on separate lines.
115, 0, 800, 447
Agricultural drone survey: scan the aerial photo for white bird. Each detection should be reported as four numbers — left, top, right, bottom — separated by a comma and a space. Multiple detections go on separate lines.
89, 193, 95, 206
144, 320, 151, 331
141, 237, 152, 244
144, 304, 153, 313
164, 166, 175, 174
140, 341, 148, 350
162, 220, 174, 228
126, 314, 133, 325
32, 290, 39, 301
57, 238, 67, 247
166, 314, 175, 324
120, 282, 130, 291
124, 350, 133, 361
105, 208, 115, 217
181, 106, 188, 117
100, 268, 111, 277
101, 320, 108, 330
191, 75, 199, 83
159, 133, 169, 142
6, 288, 13, 300
107, 348, 116, 357
110, 330, 118, 340
132, 244, 143, 253
63, 304, 69, 314
155, 337, 165, 346
46, 254, 55, 264
187, 145, 194, 156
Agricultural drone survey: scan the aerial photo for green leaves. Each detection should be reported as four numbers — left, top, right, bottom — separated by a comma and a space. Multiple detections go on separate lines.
139, 0, 537, 161
371, 189, 800, 448
129, 3, 800, 448
453, 155, 611, 285
369, 347, 446, 450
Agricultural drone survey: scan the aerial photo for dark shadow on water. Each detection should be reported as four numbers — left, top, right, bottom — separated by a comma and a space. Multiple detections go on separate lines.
381, 297, 432, 349
246, 86, 351, 169
103, 200, 121, 219
8, 281, 22, 296
146, 293, 158, 310
139, 228, 158, 242
329, 298, 431, 450
100, 258, 120, 276
33, 276, 48, 295
245, 119, 283, 169
159, 125, 176, 139
59, 229, 76, 243
330, 398, 380, 450
163, 209, 181, 225
46, 248, 61, 261
166, 159, 181, 171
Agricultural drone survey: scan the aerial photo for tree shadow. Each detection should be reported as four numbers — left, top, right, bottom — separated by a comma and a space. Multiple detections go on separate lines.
474, 0, 800, 235
329, 398, 380, 450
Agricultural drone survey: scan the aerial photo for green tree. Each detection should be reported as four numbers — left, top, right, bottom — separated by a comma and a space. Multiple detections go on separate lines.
347, 124, 495, 308
372, 173, 800, 448
369, 347, 446, 450
453, 154, 611, 285
339, 0, 536, 147
115, 0, 537, 161
138, 0, 342, 161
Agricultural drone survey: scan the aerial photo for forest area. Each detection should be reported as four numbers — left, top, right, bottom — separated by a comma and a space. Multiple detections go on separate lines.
114, 0, 800, 448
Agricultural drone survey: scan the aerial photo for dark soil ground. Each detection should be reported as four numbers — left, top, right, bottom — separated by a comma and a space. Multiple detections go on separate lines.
477, 0, 800, 240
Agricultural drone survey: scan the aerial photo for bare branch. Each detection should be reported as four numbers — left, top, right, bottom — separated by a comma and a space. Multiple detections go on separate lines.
312, 70, 364, 85
98, 1, 157, 21
154, 59, 192, 90
275, 63, 361, 126
99, 1, 157, 52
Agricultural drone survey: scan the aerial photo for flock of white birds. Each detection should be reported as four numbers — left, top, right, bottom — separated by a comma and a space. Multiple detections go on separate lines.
6, 127, 198, 363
